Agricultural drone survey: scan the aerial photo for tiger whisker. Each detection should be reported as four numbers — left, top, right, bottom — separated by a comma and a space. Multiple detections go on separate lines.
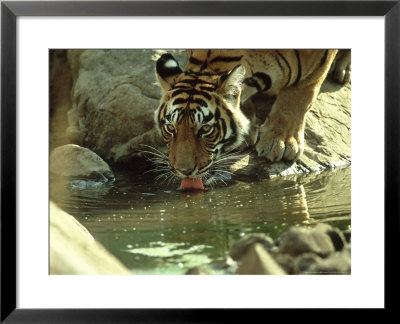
154, 173, 168, 181
138, 144, 169, 158
214, 153, 247, 162
147, 159, 169, 166
155, 172, 175, 184
212, 169, 234, 175
219, 178, 228, 186
138, 150, 169, 161
137, 144, 175, 182
167, 175, 179, 186
145, 167, 170, 175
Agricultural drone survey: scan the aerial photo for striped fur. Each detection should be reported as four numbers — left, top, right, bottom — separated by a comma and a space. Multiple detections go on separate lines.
155, 49, 349, 180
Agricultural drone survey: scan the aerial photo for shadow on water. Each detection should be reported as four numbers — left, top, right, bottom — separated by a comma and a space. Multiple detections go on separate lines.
51, 166, 351, 274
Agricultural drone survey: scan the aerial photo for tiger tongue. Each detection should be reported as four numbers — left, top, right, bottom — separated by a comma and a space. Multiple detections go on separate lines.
179, 178, 205, 191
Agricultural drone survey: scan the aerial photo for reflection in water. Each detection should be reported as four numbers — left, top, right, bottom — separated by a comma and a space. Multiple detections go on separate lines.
51, 167, 351, 274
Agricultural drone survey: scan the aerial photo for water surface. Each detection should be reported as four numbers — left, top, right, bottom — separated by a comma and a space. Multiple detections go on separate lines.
51, 166, 351, 274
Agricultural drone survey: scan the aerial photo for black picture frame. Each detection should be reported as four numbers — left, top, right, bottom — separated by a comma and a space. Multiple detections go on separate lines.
1, 0, 398, 322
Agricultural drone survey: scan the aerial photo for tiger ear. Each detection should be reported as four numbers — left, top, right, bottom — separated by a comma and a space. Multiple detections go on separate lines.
156, 53, 183, 92
217, 65, 245, 107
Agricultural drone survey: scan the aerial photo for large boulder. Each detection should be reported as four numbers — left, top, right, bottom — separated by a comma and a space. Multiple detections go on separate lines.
50, 202, 130, 274
65, 49, 187, 161
51, 49, 351, 176
50, 144, 114, 182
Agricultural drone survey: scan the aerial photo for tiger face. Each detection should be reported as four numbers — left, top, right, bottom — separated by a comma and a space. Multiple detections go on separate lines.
155, 53, 249, 182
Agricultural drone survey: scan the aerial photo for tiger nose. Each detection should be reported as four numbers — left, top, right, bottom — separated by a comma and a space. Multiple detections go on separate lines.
176, 168, 193, 176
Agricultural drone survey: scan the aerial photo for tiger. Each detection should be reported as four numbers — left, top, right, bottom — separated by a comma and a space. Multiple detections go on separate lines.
154, 49, 350, 187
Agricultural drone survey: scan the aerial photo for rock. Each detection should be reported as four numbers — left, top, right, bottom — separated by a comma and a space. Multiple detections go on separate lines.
294, 253, 324, 274
186, 267, 210, 275
50, 144, 114, 182
212, 256, 238, 274
235, 243, 286, 275
326, 227, 347, 251
230, 233, 275, 261
278, 223, 338, 257
342, 229, 351, 243
65, 49, 187, 162
269, 252, 295, 274
50, 202, 131, 274
303, 247, 351, 274
50, 49, 350, 176
228, 224, 350, 275
50, 50, 73, 150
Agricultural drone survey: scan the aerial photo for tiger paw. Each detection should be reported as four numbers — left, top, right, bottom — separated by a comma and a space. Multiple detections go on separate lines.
256, 122, 304, 162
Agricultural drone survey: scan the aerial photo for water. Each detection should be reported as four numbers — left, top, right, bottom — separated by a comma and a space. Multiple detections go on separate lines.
51, 166, 351, 274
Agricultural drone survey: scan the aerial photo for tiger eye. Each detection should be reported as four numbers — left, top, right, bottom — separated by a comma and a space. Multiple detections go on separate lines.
201, 125, 212, 133
165, 124, 175, 133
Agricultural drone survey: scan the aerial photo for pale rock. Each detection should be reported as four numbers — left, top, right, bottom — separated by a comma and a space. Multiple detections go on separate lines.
50, 144, 114, 182
50, 202, 130, 275
236, 243, 286, 275
230, 233, 274, 261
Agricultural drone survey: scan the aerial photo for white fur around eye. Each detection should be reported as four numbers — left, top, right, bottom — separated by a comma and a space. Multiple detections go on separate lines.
164, 59, 178, 68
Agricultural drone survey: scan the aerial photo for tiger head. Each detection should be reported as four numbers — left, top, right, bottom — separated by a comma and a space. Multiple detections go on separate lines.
154, 53, 250, 183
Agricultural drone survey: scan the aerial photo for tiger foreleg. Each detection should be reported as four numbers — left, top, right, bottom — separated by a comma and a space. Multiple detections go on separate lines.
255, 81, 321, 162
255, 50, 337, 162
